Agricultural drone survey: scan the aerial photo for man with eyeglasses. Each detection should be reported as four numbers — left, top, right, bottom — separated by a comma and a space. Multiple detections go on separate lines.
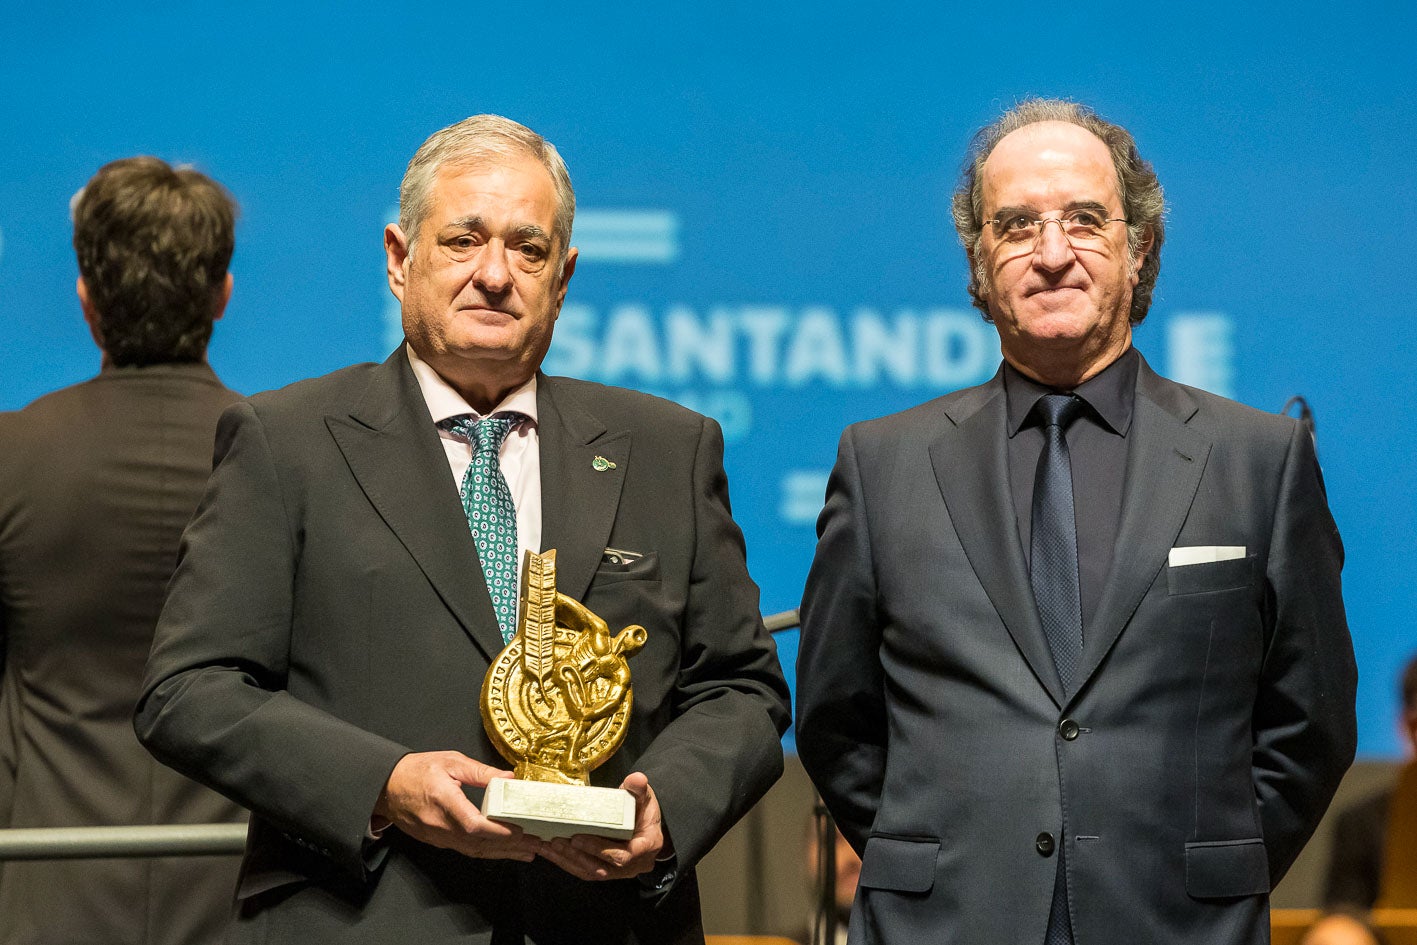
796, 99, 1356, 944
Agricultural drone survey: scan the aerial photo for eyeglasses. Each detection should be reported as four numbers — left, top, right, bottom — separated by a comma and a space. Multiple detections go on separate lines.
983, 209, 1129, 251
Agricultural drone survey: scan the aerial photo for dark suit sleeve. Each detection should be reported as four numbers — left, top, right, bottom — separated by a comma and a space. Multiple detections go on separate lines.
135, 402, 408, 877
795, 425, 886, 855
1252, 421, 1357, 884
631, 415, 790, 875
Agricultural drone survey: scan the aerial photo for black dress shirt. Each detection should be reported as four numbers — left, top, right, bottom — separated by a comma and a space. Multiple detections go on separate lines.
1004, 347, 1139, 630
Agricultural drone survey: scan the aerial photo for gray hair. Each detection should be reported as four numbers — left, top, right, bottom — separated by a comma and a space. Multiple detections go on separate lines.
951, 98, 1166, 325
399, 114, 575, 261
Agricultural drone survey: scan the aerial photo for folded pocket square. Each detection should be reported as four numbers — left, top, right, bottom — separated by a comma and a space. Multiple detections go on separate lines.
601, 547, 643, 566
1169, 545, 1246, 567
594, 548, 659, 583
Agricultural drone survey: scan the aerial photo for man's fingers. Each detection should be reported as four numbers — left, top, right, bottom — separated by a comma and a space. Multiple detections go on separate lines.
464, 828, 541, 862
446, 755, 514, 789
568, 833, 631, 866
618, 771, 660, 831
566, 838, 629, 867
541, 837, 613, 880
443, 796, 516, 838
620, 770, 651, 801
375, 750, 544, 862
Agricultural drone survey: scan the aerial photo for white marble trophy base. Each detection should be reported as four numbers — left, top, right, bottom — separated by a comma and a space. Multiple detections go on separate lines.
482, 778, 637, 840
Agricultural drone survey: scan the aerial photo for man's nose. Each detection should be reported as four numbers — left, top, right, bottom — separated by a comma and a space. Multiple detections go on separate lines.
472, 240, 512, 293
1031, 218, 1076, 273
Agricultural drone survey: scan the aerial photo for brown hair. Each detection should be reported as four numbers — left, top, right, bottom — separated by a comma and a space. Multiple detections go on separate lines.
72, 156, 236, 366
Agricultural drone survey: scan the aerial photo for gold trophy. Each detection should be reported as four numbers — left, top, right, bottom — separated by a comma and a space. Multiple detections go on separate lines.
480, 549, 646, 839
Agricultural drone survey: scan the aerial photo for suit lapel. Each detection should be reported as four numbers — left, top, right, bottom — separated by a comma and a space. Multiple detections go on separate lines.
325, 350, 506, 661
1075, 360, 1211, 692
536, 375, 629, 602
930, 372, 1066, 707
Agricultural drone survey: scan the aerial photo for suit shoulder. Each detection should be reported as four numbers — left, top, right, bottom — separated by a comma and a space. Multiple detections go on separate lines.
843, 380, 994, 447
243, 361, 382, 420
1158, 379, 1302, 453
11, 366, 238, 433
541, 375, 706, 433
0, 377, 109, 458
4, 376, 97, 418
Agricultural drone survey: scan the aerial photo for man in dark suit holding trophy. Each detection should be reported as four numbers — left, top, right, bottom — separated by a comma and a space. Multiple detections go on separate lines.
137, 114, 790, 944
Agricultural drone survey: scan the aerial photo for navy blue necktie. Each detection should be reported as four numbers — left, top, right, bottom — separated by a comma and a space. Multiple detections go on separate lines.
1031, 392, 1084, 945
1031, 393, 1085, 695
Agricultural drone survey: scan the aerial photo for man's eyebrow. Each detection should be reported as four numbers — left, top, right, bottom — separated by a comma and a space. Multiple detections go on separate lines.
439, 218, 550, 242
512, 224, 551, 242
989, 199, 1112, 218
443, 215, 484, 232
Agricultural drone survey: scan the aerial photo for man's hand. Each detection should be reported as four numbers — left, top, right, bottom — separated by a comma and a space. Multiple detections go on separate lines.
373, 751, 543, 861
539, 772, 669, 880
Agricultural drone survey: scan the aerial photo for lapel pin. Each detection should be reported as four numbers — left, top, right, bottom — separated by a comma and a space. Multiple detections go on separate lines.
592, 455, 617, 472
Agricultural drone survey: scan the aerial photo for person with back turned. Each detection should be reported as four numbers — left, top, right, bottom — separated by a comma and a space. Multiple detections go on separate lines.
135, 114, 789, 944
796, 98, 1357, 944
0, 157, 246, 945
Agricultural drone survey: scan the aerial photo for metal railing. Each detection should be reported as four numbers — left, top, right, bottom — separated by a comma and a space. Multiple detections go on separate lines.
0, 610, 803, 863
0, 823, 248, 861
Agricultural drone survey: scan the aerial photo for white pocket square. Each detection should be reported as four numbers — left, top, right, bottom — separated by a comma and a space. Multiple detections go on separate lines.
1169, 545, 1246, 567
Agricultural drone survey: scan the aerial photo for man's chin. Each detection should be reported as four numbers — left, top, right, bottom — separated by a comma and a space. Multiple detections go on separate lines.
1012, 312, 1096, 347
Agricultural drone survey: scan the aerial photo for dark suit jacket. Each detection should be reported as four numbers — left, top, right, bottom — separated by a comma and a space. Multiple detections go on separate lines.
0, 362, 246, 945
796, 355, 1356, 945
135, 350, 789, 944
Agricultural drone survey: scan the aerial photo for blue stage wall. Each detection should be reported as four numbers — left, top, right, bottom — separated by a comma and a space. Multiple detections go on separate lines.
1, 3, 1412, 755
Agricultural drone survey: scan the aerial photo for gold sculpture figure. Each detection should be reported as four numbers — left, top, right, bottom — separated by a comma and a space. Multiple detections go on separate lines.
481, 549, 646, 787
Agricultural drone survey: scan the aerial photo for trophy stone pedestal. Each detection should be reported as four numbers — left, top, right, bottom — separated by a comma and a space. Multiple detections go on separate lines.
482, 778, 636, 840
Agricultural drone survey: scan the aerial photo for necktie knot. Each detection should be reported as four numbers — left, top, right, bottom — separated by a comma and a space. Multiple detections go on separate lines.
441, 413, 524, 456
1034, 393, 1084, 431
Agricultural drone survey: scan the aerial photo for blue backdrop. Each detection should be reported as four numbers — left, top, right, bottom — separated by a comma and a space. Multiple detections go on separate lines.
2, 2, 1412, 755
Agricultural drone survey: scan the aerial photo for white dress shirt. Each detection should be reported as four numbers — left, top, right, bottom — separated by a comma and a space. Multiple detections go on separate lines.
406, 345, 542, 588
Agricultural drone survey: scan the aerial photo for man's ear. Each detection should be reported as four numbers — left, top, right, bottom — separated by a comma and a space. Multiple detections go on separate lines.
553, 246, 578, 317
76, 277, 105, 351
1130, 226, 1155, 285
213, 272, 234, 321
385, 224, 410, 302
966, 246, 990, 306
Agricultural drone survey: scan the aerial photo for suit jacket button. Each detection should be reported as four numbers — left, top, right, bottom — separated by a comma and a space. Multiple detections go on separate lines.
1035, 832, 1056, 857
1058, 718, 1080, 741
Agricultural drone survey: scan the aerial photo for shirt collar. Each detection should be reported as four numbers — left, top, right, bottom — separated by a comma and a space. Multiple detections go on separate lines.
1004, 346, 1138, 437
405, 344, 539, 426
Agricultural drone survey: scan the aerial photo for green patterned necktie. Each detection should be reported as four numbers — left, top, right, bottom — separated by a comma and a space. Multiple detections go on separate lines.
440, 413, 525, 644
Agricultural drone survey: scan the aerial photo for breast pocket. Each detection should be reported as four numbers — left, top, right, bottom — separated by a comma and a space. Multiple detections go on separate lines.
590, 550, 660, 586
1167, 554, 1258, 596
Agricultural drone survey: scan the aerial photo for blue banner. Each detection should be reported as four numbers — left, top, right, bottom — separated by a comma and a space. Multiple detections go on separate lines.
1, 3, 1411, 755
